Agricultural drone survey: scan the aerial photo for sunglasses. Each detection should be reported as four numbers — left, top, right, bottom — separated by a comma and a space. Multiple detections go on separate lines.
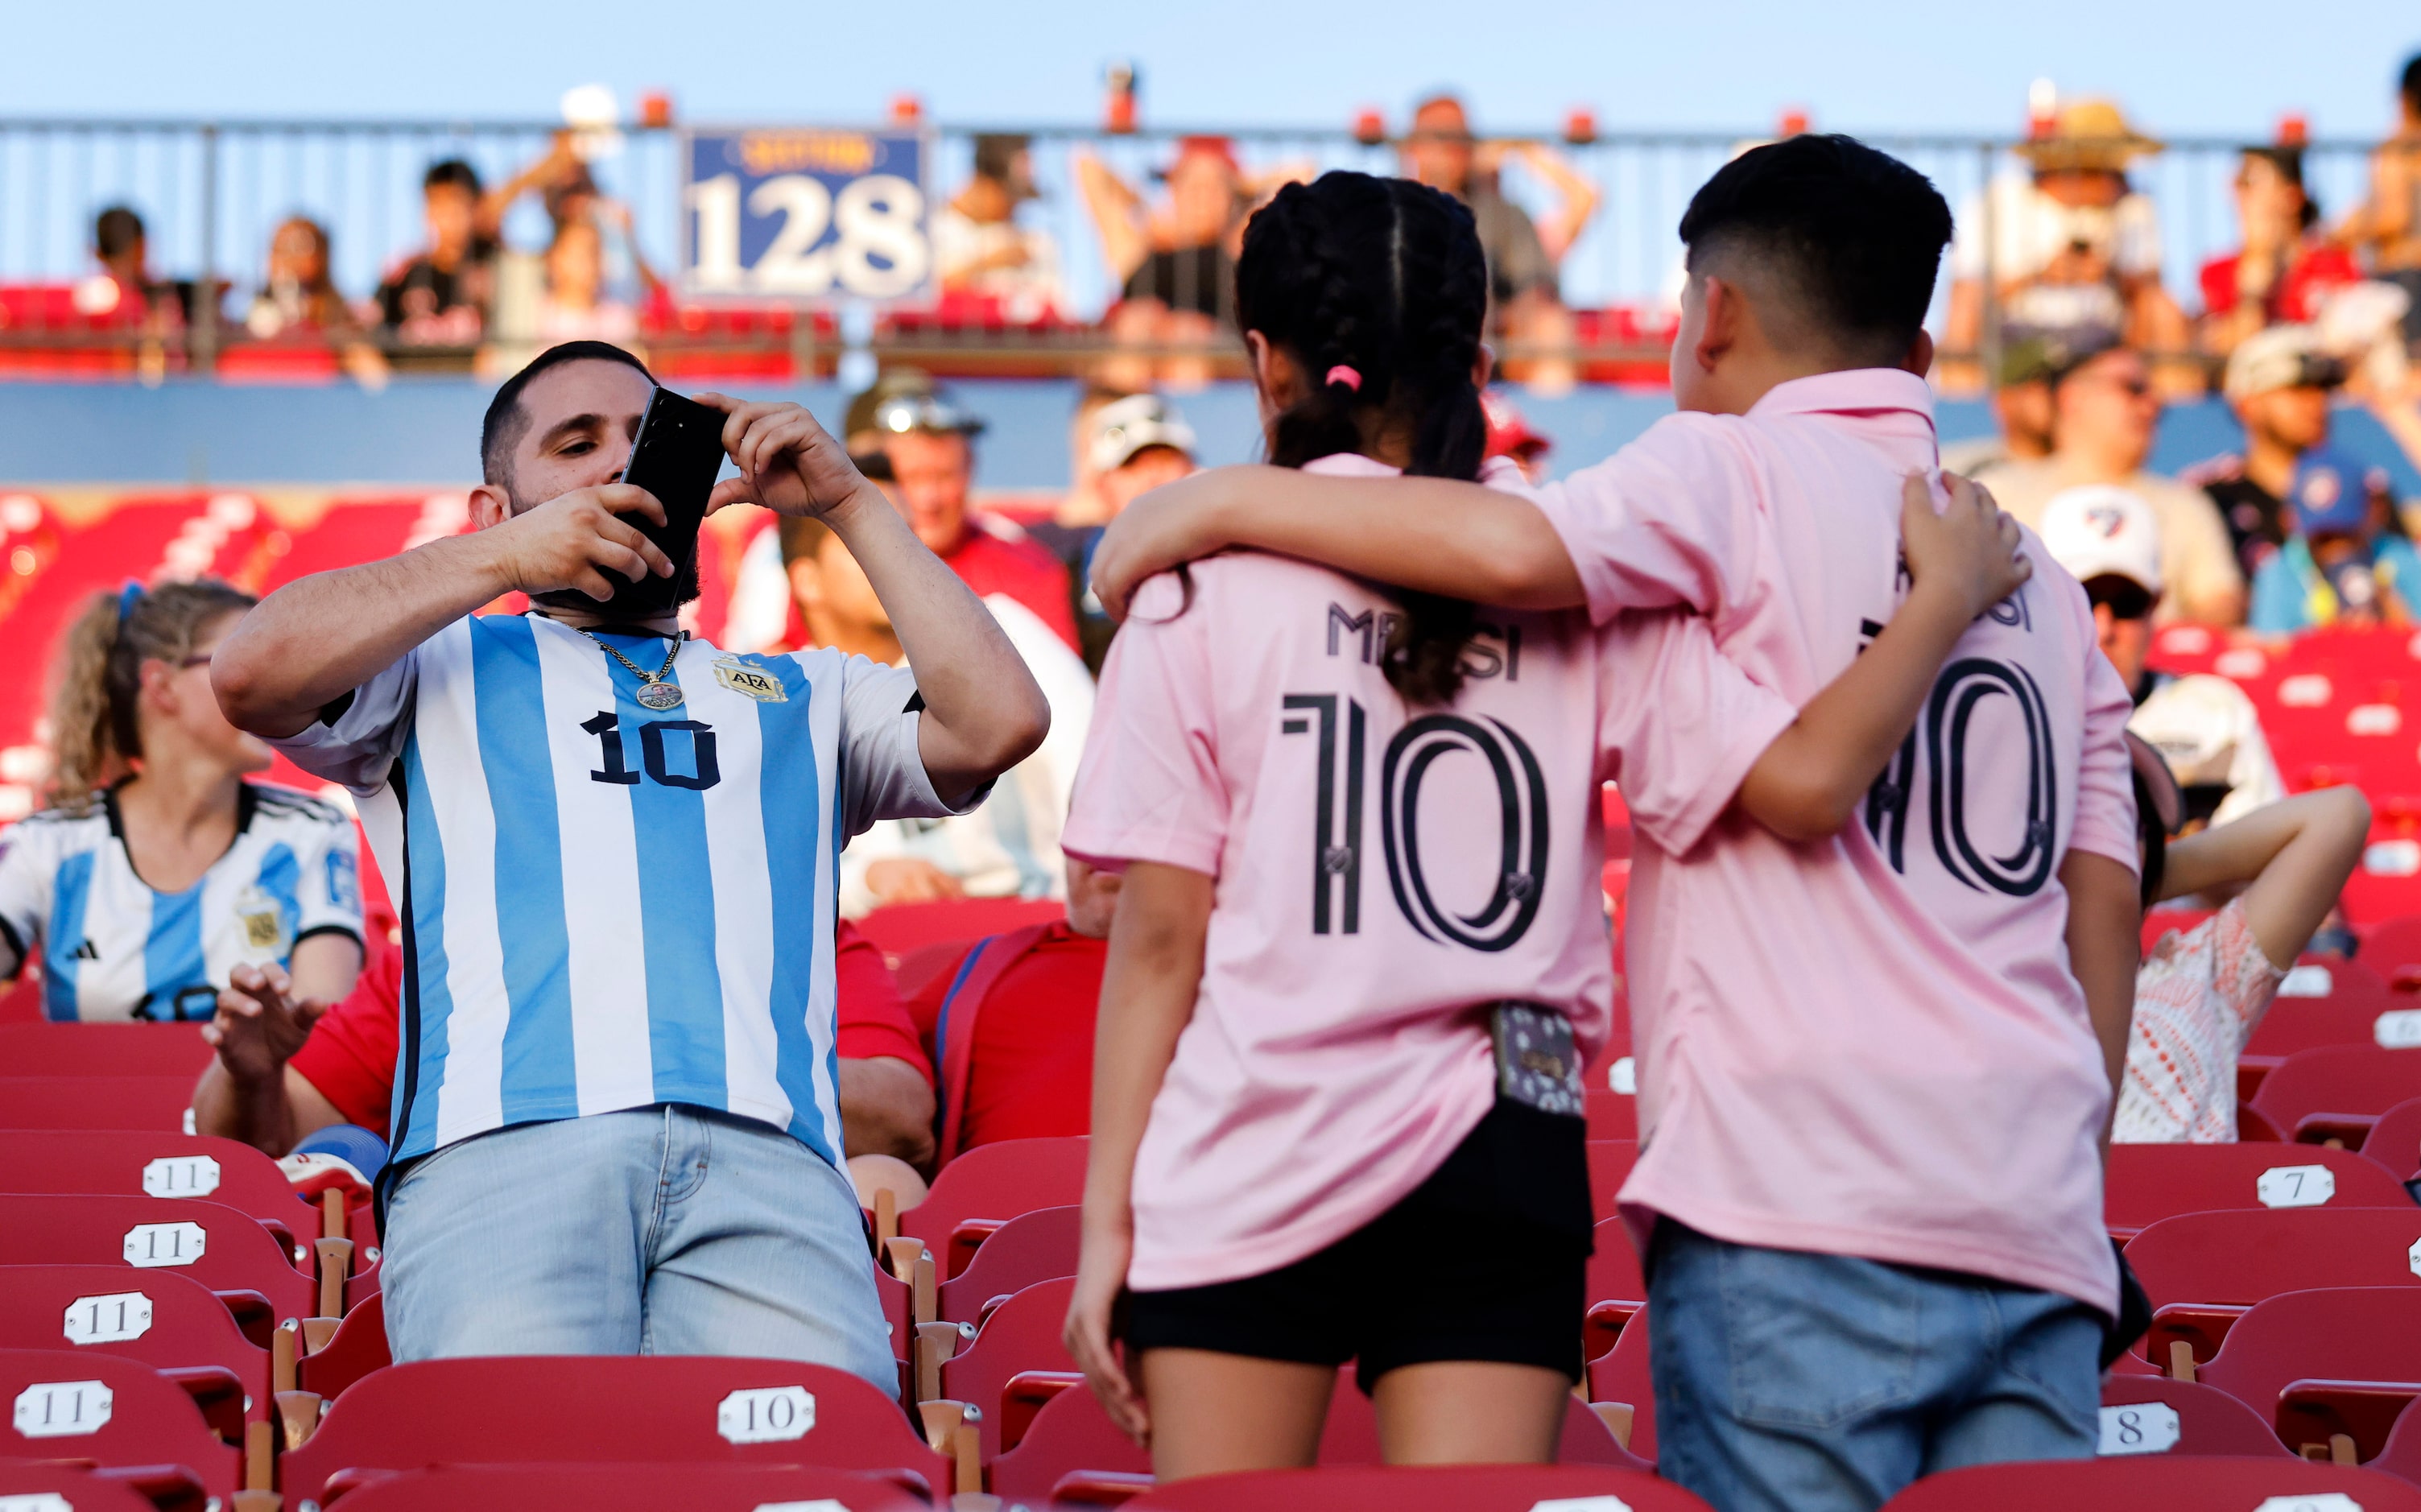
2087, 580, 2157, 622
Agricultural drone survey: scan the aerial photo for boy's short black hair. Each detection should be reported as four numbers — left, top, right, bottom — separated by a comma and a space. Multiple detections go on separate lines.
480, 341, 656, 491
423, 158, 483, 196
2403, 53, 2421, 114
94, 205, 145, 258
1677, 133, 1953, 366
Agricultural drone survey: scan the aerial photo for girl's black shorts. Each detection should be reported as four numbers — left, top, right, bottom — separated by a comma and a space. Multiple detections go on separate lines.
1121, 1098, 1593, 1394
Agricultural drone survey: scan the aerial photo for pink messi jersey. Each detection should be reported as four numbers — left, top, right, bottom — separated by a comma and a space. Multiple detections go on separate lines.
1063, 453, 1796, 1291
1533, 369, 2139, 1315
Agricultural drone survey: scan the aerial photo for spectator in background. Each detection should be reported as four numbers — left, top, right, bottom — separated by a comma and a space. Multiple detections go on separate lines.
2039, 485, 2284, 828
1940, 330, 2084, 474
1945, 98, 2192, 386
853, 378, 1083, 652
0, 581, 363, 1023
534, 201, 663, 346
88, 205, 195, 329
193, 922, 941, 1175
906, 856, 1117, 1159
2187, 324, 2348, 576
244, 217, 387, 387
1399, 94, 1594, 395
936, 134, 1066, 324
2247, 448, 2421, 632
1035, 392, 1199, 673
778, 473, 1095, 915
1480, 390, 1553, 484
1973, 339, 2245, 624
2200, 144, 2361, 357
374, 159, 496, 361
2338, 54, 2421, 352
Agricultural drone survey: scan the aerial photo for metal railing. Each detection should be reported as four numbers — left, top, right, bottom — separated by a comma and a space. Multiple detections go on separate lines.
0, 114, 2390, 383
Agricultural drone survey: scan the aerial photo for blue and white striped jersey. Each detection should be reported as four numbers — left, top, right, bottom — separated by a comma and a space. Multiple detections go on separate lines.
270, 613, 966, 1167
0, 785, 362, 1022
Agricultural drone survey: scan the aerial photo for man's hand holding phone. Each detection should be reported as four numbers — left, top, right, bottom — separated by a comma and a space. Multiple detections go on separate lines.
695, 395, 883, 526
482, 484, 675, 603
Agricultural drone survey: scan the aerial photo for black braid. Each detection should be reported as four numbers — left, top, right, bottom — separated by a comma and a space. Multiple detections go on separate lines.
1236, 171, 1492, 704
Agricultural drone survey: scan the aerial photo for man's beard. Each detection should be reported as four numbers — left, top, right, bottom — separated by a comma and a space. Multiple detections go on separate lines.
515, 483, 704, 618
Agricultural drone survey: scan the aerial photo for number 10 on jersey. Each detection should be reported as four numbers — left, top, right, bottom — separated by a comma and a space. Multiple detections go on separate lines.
682, 127, 932, 301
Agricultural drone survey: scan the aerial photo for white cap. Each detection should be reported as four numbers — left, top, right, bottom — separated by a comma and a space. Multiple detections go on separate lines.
2038, 484, 2164, 597
1087, 393, 1197, 473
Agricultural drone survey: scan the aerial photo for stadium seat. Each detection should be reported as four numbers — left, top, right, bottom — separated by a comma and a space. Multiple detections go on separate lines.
2103, 1142, 2411, 1239
1584, 1215, 1647, 1363
2199, 1287, 2421, 1460
2243, 970, 2419, 1093
0, 1130, 341, 1264
2367, 915, 2421, 977
292, 1290, 388, 1399
2125, 1208, 2421, 1370
1585, 1087, 1637, 1142
279, 1356, 957, 1505
1876, 1455, 2421, 1510
937, 1203, 1079, 1326
901, 1136, 1088, 1278
2097, 1376, 2295, 1458
0, 1076, 200, 1133
320, 1462, 931, 1511
0, 1194, 316, 1340
2250, 1045, 2421, 1146
0, 1264, 267, 1436
2365, 1096, 2421, 1185
1121, 1464, 1707, 1510
936, 1275, 1079, 1458
0, 1463, 159, 1512
1586, 1301, 1656, 1458
855, 898, 1067, 956
0, 1022, 216, 1078
0, 1346, 240, 1505
1586, 1139, 1637, 1219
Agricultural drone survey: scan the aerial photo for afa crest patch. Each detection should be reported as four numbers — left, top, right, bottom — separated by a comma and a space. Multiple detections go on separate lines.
713, 659, 788, 703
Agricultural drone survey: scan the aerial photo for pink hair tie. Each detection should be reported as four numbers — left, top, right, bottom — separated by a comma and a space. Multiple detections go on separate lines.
1324, 365, 1362, 392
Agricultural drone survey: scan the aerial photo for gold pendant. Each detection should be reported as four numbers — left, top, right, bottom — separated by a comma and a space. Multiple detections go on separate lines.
635, 681, 685, 712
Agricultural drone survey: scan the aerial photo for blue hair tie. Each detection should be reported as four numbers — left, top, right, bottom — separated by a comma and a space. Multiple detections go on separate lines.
115, 580, 145, 625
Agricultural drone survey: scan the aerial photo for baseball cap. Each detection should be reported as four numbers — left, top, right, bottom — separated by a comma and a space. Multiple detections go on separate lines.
2224, 323, 2347, 400
1998, 323, 2122, 387
1481, 390, 1551, 461
2287, 447, 2378, 537
1088, 393, 1196, 473
2039, 484, 2165, 597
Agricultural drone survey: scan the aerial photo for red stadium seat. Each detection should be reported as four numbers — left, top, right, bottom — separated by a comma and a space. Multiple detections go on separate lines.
2364, 1097, 2421, 1184
0, 1194, 315, 1339
0, 1076, 199, 1133
0, 1346, 239, 1505
2199, 1287, 2421, 1460
902, 1136, 1088, 1278
2097, 1376, 2295, 1458
1877, 1456, 2421, 1510
2377, 1394, 2421, 1488
1584, 1216, 1646, 1364
0, 1022, 215, 1078
1122, 1464, 1705, 1510
938, 1276, 1079, 1458
321, 1463, 929, 1512
2124, 1208, 2421, 1369
2369, 916, 2421, 977
1585, 1088, 1637, 1142
2103, 1142, 2410, 1239
2244, 972, 2419, 1090
937, 1204, 1079, 1326
0, 1264, 267, 1436
1586, 1302, 1656, 1459
0, 1463, 159, 1512
279, 1356, 954, 1505
855, 899, 1067, 957
1586, 1139, 1637, 1219
2250, 1045, 2421, 1146
0, 1131, 333, 1264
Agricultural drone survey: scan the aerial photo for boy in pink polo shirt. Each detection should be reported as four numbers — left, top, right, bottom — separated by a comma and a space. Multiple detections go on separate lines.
1089, 136, 2141, 1512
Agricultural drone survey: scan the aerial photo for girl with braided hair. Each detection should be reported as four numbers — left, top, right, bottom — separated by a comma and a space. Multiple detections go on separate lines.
0, 580, 361, 1022
1058, 169, 2032, 1478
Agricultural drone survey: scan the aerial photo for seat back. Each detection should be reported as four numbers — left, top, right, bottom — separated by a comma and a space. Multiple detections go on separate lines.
1877, 1456, 2421, 1510
2362, 1095, 2421, 1183
1123, 1464, 1705, 1510
1585, 1301, 1656, 1458
0, 1264, 268, 1425
2375, 1394, 2421, 1486
2104, 1142, 2412, 1237
0, 1463, 159, 1511
0, 1076, 197, 1132
2097, 1376, 2292, 1458
0, 1345, 238, 1500
1583, 1216, 1646, 1363
1584, 1089, 1637, 1141
294, 1290, 389, 1398
0, 1023, 216, 1079
900, 1136, 1088, 1274
0, 1194, 314, 1328
1586, 1140, 1637, 1219
2200, 1287, 2421, 1459
2250, 1045, 2421, 1143
937, 1204, 1079, 1326
2126, 1208, 2421, 1367
940, 1275, 1076, 1459
0, 1130, 320, 1254
323, 1463, 930, 1512
281, 1356, 952, 1503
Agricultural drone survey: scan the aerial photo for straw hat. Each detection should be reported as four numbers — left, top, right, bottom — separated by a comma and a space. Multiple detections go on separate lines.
2018, 98, 2163, 172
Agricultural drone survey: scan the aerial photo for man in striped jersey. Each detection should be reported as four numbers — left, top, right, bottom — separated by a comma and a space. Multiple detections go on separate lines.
212, 341, 1048, 1378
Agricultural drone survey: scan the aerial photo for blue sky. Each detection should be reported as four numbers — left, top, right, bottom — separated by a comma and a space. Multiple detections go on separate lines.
7, 1, 2416, 139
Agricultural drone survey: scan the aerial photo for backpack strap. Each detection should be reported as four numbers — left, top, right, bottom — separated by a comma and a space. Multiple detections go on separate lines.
932, 922, 1056, 1163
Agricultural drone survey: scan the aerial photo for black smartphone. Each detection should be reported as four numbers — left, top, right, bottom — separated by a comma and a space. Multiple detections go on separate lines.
539, 386, 727, 618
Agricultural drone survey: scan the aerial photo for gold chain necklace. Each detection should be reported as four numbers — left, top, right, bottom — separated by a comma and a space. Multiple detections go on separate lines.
576, 626, 689, 711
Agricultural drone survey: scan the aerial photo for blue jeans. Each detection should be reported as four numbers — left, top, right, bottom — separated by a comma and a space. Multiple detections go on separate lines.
382, 1105, 894, 1393
1647, 1222, 2100, 1512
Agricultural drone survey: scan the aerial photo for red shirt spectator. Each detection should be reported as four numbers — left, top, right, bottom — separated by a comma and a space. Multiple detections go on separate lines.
2198, 242, 2361, 328
293, 923, 932, 1139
